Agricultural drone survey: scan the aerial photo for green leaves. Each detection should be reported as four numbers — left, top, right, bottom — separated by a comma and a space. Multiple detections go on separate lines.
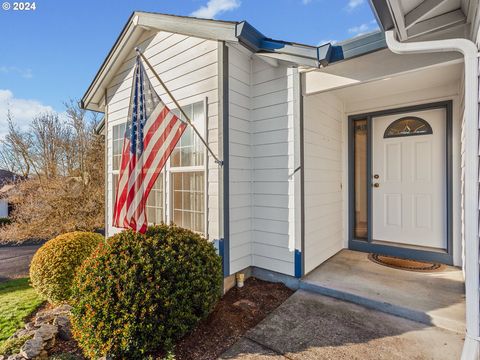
70, 224, 222, 359
29, 231, 103, 304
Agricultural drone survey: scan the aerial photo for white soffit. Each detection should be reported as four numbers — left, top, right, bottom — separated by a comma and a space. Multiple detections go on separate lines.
303, 48, 462, 95
388, 0, 466, 40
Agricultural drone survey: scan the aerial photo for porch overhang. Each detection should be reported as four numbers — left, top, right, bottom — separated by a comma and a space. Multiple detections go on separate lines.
369, 0, 473, 41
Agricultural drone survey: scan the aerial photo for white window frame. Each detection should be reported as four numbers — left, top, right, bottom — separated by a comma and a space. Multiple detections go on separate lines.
110, 98, 208, 235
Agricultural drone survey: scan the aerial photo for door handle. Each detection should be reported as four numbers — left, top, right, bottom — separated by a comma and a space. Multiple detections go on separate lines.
373, 183, 380, 188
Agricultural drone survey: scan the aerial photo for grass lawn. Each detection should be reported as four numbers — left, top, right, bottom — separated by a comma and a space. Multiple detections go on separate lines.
0, 278, 43, 345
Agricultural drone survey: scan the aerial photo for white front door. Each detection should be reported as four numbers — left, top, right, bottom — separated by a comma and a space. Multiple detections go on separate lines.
372, 108, 446, 249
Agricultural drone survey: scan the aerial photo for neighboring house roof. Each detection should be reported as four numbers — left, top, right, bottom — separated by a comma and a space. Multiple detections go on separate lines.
0, 170, 22, 187
81, 11, 387, 112
0, 170, 24, 198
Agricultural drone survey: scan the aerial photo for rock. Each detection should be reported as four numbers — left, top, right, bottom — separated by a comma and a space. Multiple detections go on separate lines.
52, 304, 72, 314
53, 315, 72, 340
233, 299, 258, 312
19, 337, 43, 359
7, 355, 26, 360
42, 336, 55, 350
33, 314, 54, 327
12, 328, 35, 339
24, 322, 36, 331
34, 324, 57, 341
36, 350, 48, 360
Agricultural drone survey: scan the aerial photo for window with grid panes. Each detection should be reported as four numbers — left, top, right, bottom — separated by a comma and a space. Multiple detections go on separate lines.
110, 100, 205, 233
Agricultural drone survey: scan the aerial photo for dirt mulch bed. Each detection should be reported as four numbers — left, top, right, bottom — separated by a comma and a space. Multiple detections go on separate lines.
173, 277, 293, 360
49, 277, 293, 359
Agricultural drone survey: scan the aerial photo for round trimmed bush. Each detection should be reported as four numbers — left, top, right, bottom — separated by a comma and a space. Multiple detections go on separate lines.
70, 225, 223, 359
30, 231, 103, 303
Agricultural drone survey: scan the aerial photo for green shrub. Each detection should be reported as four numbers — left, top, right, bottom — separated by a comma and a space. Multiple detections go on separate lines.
0, 217, 12, 227
70, 224, 223, 359
30, 231, 103, 303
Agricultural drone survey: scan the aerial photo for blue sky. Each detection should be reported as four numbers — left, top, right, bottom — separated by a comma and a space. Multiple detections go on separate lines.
0, 0, 378, 135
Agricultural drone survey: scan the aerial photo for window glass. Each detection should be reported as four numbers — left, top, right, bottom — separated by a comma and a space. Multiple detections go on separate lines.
171, 101, 205, 167
146, 173, 164, 224
172, 172, 205, 233
384, 117, 432, 138
353, 119, 368, 239
112, 123, 126, 171
112, 173, 119, 211
111, 101, 206, 234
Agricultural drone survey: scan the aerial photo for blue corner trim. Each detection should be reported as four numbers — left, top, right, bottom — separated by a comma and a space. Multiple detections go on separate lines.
215, 238, 228, 277
294, 250, 302, 278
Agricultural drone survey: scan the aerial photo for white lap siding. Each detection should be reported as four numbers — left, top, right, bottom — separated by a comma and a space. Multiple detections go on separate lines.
250, 58, 297, 276
303, 92, 344, 274
105, 30, 220, 240
228, 44, 253, 274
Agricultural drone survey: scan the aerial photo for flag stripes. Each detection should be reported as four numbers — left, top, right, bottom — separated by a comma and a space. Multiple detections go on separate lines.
113, 56, 187, 233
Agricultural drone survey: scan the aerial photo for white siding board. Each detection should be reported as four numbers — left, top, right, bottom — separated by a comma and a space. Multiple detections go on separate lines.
303, 92, 344, 274
252, 60, 297, 279
227, 45, 254, 274
105, 30, 220, 242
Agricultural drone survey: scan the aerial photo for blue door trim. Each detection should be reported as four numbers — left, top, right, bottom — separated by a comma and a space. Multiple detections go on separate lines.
348, 100, 454, 265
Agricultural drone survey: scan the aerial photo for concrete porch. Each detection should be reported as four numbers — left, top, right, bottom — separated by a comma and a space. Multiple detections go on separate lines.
300, 250, 466, 333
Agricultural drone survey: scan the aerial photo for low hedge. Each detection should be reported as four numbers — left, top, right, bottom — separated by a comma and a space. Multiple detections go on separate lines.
70, 224, 223, 359
29, 231, 103, 303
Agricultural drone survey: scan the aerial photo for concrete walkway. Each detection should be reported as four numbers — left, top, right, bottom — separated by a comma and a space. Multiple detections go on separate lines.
302, 250, 465, 333
219, 290, 464, 360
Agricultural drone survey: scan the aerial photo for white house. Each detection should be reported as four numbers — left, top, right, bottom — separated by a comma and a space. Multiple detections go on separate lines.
82, 1, 480, 358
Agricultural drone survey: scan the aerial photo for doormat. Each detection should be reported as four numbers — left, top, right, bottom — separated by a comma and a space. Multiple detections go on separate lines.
368, 253, 445, 272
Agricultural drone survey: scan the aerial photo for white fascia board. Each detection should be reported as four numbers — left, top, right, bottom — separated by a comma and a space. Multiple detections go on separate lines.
256, 52, 318, 68
82, 12, 239, 112
82, 14, 139, 112
135, 12, 238, 42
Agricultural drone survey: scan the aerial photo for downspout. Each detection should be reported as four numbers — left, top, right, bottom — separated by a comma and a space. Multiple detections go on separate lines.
385, 30, 479, 359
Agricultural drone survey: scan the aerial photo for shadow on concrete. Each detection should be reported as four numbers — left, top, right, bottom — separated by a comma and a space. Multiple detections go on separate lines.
220, 290, 465, 360
301, 250, 466, 333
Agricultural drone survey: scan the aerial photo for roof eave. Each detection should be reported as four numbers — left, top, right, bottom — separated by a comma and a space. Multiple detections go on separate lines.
369, 0, 395, 32
81, 12, 240, 112
82, 13, 388, 114
81, 12, 139, 112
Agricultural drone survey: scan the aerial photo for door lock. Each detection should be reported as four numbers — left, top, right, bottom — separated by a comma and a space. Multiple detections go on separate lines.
373, 174, 380, 179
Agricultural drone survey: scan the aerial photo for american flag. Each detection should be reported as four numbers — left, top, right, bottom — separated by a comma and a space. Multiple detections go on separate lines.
113, 56, 187, 233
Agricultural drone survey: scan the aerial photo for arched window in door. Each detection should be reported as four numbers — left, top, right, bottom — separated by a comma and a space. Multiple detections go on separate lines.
384, 116, 433, 138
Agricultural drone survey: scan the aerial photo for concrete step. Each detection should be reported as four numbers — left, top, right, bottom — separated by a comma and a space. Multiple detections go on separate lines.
299, 278, 465, 334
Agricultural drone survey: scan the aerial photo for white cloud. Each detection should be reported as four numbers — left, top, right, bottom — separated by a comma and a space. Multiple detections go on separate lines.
0, 89, 54, 138
347, 0, 364, 10
0, 66, 33, 79
348, 20, 379, 36
302, 0, 312, 4
348, 23, 369, 35
190, 0, 240, 19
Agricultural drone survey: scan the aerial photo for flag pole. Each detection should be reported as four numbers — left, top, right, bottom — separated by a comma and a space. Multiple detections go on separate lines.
135, 48, 223, 166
